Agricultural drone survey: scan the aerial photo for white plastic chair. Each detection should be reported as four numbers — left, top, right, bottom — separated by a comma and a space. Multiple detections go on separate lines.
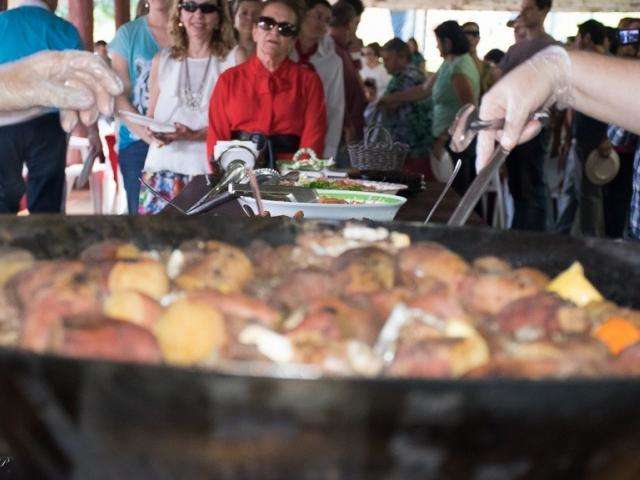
480, 172, 507, 229
65, 135, 117, 214
63, 136, 91, 213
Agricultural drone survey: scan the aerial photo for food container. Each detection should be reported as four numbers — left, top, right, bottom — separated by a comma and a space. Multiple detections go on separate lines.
237, 190, 407, 221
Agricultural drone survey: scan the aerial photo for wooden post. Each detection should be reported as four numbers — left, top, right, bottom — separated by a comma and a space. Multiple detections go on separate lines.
67, 0, 94, 50
66, 1, 96, 170
0, 0, 7, 12
115, 0, 131, 29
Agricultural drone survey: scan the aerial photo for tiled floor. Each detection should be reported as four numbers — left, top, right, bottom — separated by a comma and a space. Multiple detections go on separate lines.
65, 189, 96, 215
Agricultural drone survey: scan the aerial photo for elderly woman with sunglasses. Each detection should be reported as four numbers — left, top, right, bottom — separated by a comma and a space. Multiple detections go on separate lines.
207, 0, 327, 168
138, 0, 245, 214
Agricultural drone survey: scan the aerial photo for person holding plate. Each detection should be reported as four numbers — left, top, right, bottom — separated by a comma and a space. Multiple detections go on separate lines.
139, 0, 244, 215
206, 0, 327, 170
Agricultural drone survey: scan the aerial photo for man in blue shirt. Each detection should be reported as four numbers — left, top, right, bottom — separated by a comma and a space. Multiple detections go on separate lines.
0, 0, 84, 213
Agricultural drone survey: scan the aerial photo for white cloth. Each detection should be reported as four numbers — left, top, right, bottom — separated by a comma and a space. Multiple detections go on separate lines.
144, 47, 237, 175
360, 63, 390, 100
290, 36, 344, 159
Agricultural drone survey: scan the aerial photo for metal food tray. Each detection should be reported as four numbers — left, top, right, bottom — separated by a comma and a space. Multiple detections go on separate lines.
0, 215, 639, 479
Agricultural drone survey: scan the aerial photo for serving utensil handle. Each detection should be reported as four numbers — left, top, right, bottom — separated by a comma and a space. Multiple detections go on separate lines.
447, 146, 509, 227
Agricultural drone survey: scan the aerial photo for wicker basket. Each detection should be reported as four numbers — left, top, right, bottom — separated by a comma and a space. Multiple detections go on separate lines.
348, 126, 409, 171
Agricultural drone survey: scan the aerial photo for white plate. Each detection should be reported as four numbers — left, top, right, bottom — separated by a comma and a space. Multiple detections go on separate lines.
238, 189, 407, 221
120, 111, 176, 133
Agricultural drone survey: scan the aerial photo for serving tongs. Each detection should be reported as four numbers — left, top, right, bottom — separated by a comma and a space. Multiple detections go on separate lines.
185, 159, 251, 215
446, 104, 550, 227
184, 182, 320, 216
448, 103, 550, 154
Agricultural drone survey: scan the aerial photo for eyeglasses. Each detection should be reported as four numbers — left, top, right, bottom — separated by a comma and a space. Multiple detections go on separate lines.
464, 30, 480, 37
257, 16, 298, 38
179, 1, 220, 14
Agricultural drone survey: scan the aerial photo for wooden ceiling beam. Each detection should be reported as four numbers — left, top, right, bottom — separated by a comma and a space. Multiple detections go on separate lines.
364, 0, 640, 12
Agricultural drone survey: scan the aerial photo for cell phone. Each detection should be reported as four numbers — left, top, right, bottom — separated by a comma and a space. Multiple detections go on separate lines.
618, 28, 639, 45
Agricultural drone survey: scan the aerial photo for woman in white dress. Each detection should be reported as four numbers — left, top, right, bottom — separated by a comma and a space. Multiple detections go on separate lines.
139, 0, 246, 214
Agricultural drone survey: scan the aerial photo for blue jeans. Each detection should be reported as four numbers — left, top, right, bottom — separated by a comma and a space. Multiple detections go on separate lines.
0, 113, 67, 213
118, 140, 148, 215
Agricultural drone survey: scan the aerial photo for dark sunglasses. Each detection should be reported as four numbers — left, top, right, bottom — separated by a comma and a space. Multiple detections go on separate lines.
179, 1, 220, 14
257, 16, 298, 37
464, 30, 480, 37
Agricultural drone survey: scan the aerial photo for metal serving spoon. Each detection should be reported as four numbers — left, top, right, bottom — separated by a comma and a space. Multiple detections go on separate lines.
448, 103, 551, 153
424, 159, 462, 224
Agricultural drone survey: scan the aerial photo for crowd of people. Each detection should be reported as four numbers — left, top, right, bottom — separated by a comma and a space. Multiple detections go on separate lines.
1, 0, 640, 242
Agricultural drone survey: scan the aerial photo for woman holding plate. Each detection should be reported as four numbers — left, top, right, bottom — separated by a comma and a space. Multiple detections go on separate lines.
139, 0, 245, 214
206, 0, 327, 170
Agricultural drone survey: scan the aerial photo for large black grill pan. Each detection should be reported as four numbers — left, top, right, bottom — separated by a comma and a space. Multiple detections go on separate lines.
0, 215, 638, 479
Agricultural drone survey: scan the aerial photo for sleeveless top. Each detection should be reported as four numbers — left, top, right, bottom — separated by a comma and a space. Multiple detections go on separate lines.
144, 46, 238, 175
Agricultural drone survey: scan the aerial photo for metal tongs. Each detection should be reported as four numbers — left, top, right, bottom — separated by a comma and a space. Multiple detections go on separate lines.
448, 103, 550, 154
185, 159, 251, 215
186, 174, 318, 216
446, 104, 550, 227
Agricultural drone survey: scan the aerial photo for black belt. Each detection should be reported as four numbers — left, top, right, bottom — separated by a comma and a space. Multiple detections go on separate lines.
231, 131, 300, 169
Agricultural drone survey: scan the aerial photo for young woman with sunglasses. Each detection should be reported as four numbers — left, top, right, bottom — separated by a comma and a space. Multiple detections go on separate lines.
138, 0, 245, 214
207, 0, 327, 168
290, 0, 344, 159
233, 0, 261, 57
110, 0, 172, 214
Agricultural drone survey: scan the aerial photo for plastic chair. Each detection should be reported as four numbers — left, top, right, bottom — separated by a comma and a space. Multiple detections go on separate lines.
480, 172, 507, 229
63, 136, 91, 213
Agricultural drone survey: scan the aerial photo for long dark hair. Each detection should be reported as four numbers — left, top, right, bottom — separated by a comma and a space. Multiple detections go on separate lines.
434, 20, 470, 56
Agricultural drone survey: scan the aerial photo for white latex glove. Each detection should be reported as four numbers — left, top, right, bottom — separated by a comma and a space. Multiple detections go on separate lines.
0, 50, 123, 132
476, 46, 572, 171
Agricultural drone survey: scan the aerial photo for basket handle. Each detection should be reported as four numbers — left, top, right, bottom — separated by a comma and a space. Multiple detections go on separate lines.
364, 126, 393, 148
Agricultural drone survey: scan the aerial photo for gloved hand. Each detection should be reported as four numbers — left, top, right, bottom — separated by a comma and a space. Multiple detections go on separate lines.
476, 46, 572, 171
0, 50, 123, 131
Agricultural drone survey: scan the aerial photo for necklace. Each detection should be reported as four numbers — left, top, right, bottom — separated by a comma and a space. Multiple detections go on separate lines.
181, 54, 213, 112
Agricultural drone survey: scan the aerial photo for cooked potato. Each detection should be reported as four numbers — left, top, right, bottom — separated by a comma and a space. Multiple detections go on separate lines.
175, 241, 253, 293
154, 297, 227, 366
103, 291, 163, 330
108, 260, 169, 300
